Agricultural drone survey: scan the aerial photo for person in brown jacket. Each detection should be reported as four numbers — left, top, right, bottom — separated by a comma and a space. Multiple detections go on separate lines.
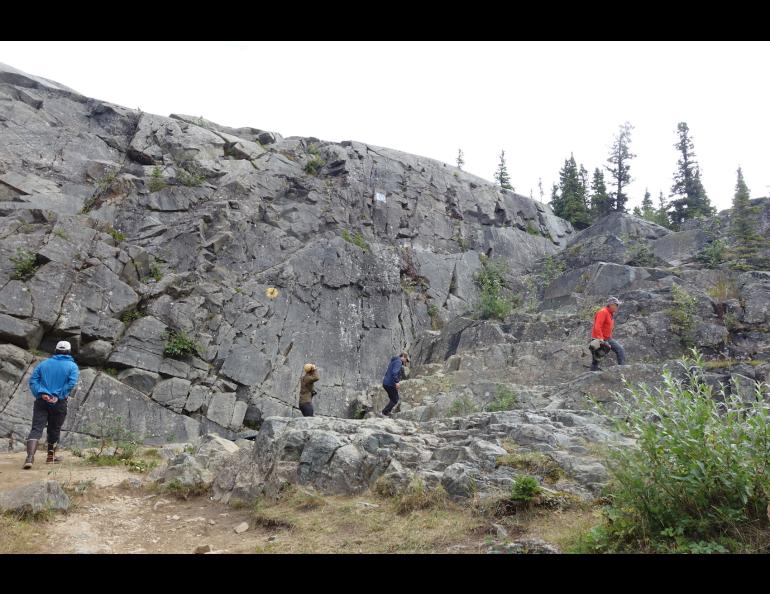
298, 363, 320, 417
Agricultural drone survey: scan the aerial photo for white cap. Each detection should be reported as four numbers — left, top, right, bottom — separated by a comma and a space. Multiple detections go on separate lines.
55, 340, 72, 352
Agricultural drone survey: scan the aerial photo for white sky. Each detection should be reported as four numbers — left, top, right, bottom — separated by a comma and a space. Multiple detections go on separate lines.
2, 41, 768, 212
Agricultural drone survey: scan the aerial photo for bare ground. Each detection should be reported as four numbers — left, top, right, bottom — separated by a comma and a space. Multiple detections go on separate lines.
0, 450, 591, 554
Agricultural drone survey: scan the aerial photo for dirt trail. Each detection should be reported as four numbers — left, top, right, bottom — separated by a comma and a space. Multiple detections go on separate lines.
1, 450, 581, 554
0, 452, 266, 554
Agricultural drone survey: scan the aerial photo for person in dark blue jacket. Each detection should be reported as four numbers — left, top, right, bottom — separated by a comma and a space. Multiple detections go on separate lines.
381, 351, 409, 416
23, 341, 79, 469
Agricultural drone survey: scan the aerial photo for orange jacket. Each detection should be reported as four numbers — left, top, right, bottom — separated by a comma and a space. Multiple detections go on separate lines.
592, 306, 614, 340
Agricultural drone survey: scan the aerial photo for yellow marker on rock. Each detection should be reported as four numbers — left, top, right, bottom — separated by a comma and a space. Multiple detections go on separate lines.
266, 287, 279, 299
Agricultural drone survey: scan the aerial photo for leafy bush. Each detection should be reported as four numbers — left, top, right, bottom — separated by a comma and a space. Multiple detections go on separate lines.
585, 352, 770, 553
163, 330, 201, 359
667, 284, 698, 347
538, 255, 566, 288
10, 249, 38, 281
475, 257, 518, 320
486, 386, 518, 412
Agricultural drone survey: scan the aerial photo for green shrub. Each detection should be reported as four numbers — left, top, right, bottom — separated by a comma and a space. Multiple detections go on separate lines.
304, 147, 326, 175
474, 257, 518, 320
586, 352, 770, 553
538, 255, 566, 288
667, 284, 698, 347
510, 475, 541, 503
696, 239, 726, 269
148, 260, 163, 282
629, 244, 656, 267
148, 166, 167, 192
486, 386, 518, 412
163, 330, 201, 359
447, 394, 478, 417
10, 249, 38, 281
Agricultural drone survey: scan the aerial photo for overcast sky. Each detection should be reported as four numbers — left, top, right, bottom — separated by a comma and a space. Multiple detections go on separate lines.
2, 41, 768, 212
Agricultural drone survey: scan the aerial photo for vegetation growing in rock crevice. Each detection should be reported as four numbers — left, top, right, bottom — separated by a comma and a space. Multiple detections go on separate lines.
304, 144, 326, 175
342, 229, 369, 252
486, 386, 518, 412
148, 166, 167, 192
474, 256, 519, 320
667, 284, 698, 347
10, 249, 39, 281
163, 330, 201, 359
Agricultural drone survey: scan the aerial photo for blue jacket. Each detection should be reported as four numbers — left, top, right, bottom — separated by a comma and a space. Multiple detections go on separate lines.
28, 354, 79, 400
382, 355, 403, 387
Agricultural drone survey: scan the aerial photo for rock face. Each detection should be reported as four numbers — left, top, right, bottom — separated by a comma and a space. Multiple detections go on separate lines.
211, 411, 620, 504
0, 62, 573, 444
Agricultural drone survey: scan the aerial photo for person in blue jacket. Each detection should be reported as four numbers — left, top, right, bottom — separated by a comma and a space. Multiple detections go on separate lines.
381, 351, 409, 416
23, 341, 79, 469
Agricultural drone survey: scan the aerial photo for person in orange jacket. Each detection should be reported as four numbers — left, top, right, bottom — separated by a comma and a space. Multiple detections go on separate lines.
589, 296, 626, 371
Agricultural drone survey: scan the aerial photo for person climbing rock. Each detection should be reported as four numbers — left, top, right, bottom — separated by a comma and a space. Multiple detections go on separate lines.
23, 341, 79, 469
298, 363, 320, 417
381, 351, 409, 416
589, 297, 626, 371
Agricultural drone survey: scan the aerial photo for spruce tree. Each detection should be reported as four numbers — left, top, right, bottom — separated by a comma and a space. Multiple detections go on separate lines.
731, 167, 759, 258
605, 122, 635, 212
641, 189, 654, 218
654, 191, 672, 228
590, 168, 613, 218
552, 155, 591, 228
669, 122, 715, 228
495, 150, 513, 190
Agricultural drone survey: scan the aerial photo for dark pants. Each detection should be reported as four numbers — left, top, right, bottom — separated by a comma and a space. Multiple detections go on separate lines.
382, 384, 399, 415
299, 403, 314, 417
591, 339, 626, 367
27, 398, 68, 444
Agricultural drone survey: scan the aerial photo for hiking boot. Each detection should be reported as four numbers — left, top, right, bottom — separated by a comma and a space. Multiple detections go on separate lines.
590, 363, 601, 372
23, 439, 38, 469
46, 443, 62, 464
